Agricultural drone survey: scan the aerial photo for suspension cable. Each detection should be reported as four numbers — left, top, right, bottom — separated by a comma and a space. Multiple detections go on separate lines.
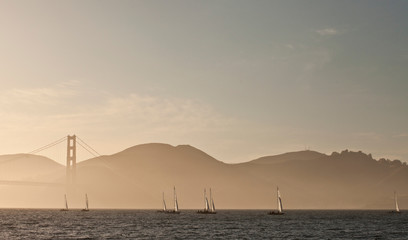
76, 140, 99, 158
29, 136, 67, 155
26, 135, 101, 160
76, 136, 101, 156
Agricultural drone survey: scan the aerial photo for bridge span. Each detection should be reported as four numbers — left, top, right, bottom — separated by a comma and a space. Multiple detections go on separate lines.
0, 135, 100, 187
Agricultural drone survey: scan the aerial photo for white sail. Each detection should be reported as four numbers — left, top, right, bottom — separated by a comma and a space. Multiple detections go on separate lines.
174, 186, 179, 212
210, 188, 215, 212
395, 191, 400, 212
64, 194, 68, 210
204, 189, 209, 211
85, 194, 89, 210
162, 192, 167, 211
277, 187, 283, 213
278, 196, 283, 213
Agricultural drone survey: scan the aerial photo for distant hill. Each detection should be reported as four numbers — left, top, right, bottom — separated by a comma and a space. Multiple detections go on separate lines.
0, 145, 406, 210
75, 143, 234, 208
0, 154, 64, 181
246, 150, 326, 164
234, 149, 407, 209
0, 154, 64, 208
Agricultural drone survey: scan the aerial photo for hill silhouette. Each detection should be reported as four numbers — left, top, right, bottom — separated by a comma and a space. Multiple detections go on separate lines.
0, 154, 64, 207
0, 154, 64, 181
0, 144, 406, 209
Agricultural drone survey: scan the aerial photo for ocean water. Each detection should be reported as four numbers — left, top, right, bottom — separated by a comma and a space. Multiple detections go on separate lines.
0, 209, 406, 239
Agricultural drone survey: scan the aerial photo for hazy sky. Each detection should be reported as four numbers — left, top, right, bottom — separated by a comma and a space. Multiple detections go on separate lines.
1, 0, 407, 163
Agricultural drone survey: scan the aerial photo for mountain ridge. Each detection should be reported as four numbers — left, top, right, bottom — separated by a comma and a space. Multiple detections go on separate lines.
1, 144, 404, 168
0, 143, 406, 209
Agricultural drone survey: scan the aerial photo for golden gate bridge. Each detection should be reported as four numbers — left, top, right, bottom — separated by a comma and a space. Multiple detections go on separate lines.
0, 135, 100, 187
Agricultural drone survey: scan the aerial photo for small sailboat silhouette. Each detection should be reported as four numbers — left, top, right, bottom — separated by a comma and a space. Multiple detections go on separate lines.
210, 188, 216, 213
390, 191, 401, 214
166, 186, 180, 214
268, 187, 284, 215
81, 194, 90, 212
157, 192, 168, 213
197, 188, 216, 214
60, 194, 68, 211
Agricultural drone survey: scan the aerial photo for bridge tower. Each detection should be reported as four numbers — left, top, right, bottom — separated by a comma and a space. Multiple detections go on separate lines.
66, 135, 76, 185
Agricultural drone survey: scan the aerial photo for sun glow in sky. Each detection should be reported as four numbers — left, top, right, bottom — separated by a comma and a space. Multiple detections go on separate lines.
1, 0, 407, 163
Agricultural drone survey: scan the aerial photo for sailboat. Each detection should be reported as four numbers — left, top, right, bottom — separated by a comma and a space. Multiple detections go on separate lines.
268, 187, 284, 215
197, 188, 210, 214
81, 194, 90, 212
390, 191, 401, 214
166, 186, 180, 214
197, 188, 216, 214
210, 188, 216, 214
157, 192, 168, 213
60, 194, 69, 211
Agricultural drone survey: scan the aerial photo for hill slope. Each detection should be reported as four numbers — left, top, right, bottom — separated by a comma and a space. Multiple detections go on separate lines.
0, 145, 406, 209
235, 150, 407, 209
0, 154, 64, 181
74, 145, 407, 209
0, 154, 64, 208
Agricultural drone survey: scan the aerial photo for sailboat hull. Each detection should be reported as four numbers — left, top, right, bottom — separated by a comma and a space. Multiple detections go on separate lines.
268, 211, 284, 215
165, 210, 180, 214
197, 210, 216, 214
157, 210, 180, 214
389, 211, 401, 214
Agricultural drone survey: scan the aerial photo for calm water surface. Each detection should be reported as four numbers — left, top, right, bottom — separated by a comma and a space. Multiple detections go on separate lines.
0, 209, 406, 239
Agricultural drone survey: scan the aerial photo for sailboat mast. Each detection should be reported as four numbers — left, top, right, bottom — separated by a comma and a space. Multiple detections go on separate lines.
162, 192, 167, 211
210, 188, 212, 210
174, 186, 178, 212
65, 194, 68, 210
210, 188, 215, 212
85, 194, 89, 210
279, 196, 283, 213
277, 186, 283, 213
204, 188, 207, 210
395, 191, 400, 212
